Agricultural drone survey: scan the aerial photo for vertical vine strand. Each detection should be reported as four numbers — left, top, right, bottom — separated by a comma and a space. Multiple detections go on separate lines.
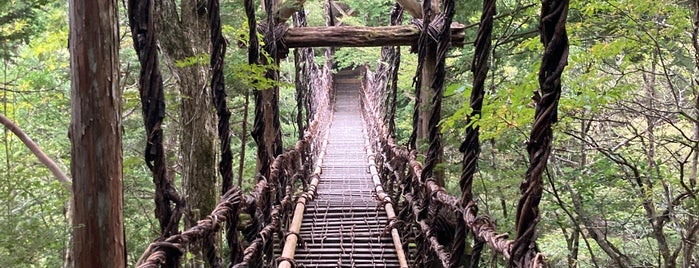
452, 0, 495, 266
387, 4, 403, 137
293, 9, 308, 140
127, 1, 185, 267
242, 0, 259, 264
207, 0, 240, 265
423, 0, 455, 184
512, 0, 569, 267
410, 0, 433, 265
209, 0, 233, 197
409, 0, 432, 151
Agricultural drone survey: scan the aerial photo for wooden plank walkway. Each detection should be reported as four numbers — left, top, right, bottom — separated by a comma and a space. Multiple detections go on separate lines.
292, 70, 405, 267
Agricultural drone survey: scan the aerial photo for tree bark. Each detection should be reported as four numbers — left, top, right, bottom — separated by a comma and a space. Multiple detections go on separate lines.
415, 0, 444, 186
68, 0, 125, 266
156, 0, 218, 266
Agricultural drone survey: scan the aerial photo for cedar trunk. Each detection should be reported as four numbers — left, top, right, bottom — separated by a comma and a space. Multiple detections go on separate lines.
68, 0, 125, 266
156, 0, 218, 265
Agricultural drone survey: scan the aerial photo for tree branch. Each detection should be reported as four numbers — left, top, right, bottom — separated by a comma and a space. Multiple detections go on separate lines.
0, 113, 72, 192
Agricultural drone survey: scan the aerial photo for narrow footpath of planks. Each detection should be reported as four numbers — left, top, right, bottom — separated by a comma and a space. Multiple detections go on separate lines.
279, 69, 409, 268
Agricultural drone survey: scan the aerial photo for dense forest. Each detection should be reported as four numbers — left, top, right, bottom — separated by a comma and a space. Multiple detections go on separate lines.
1, 0, 698, 267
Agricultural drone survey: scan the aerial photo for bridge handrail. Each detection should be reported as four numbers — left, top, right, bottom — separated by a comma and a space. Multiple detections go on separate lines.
276, 47, 334, 268
231, 47, 335, 267
135, 47, 334, 268
359, 64, 518, 266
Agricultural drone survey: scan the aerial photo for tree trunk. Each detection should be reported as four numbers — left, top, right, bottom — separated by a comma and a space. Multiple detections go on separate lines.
417, 24, 444, 186
418, 45, 436, 147
642, 58, 676, 268
687, 4, 699, 267
253, 78, 283, 178
156, 0, 218, 266
68, 0, 125, 266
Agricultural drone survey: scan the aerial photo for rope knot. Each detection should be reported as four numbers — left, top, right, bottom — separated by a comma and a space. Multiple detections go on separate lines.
257, 22, 290, 58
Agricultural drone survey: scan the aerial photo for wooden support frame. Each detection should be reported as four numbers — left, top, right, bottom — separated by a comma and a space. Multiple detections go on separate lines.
283, 23, 465, 48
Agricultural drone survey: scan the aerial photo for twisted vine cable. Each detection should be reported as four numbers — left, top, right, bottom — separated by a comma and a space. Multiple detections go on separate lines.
387, 4, 403, 137
452, 0, 495, 266
127, 0, 184, 266
408, 0, 433, 151
511, 0, 569, 266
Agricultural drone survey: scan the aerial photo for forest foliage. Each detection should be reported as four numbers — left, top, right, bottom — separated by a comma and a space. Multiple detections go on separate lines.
1, 0, 698, 267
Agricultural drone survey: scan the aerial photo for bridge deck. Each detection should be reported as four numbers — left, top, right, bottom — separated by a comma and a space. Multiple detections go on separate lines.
293, 70, 403, 267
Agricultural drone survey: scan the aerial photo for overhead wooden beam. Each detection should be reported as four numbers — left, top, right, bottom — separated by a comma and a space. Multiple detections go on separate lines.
283, 23, 465, 48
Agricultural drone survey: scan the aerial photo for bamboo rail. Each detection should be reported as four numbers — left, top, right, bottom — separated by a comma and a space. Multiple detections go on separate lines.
277, 110, 332, 268
362, 117, 409, 268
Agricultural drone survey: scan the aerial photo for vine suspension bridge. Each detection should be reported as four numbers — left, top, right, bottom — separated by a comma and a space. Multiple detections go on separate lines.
130, 0, 570, 267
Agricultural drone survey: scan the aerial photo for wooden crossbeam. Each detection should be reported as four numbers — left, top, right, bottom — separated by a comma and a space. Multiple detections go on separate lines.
283, 23, 465, 48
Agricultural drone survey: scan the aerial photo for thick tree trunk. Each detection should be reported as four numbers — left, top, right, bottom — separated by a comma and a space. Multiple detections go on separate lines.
415, 5, 445, 186
68, 0, 125, 266
156, 0, 218, 266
